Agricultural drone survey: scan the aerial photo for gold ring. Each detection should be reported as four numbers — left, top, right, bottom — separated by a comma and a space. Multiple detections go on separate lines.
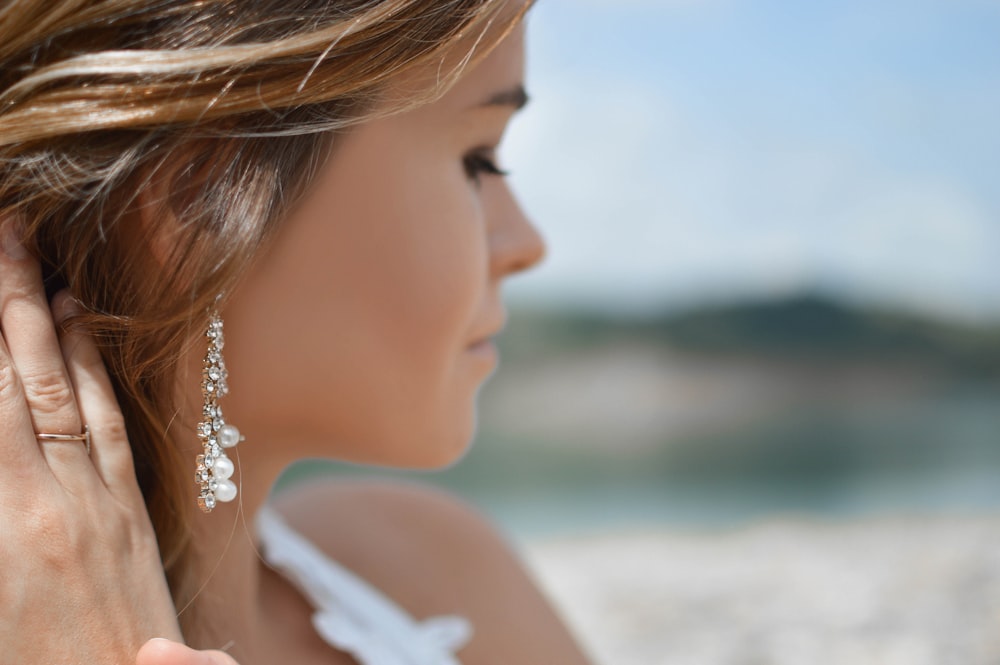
36, 425, 91, 455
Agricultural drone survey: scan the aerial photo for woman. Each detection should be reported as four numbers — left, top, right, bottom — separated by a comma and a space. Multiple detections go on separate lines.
0, 0, 593, 663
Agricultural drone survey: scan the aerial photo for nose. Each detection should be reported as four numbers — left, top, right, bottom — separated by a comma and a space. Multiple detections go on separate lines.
488, 186, 547, 279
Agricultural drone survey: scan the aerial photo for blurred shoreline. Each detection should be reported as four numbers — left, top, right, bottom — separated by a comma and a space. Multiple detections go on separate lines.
518, 513, 1000, 665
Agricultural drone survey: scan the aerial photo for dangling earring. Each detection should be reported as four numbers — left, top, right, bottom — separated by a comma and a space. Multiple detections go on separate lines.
195, 308, 244, 513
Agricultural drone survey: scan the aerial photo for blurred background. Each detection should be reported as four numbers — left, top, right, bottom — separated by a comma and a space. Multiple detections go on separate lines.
282, 1, 1000, 663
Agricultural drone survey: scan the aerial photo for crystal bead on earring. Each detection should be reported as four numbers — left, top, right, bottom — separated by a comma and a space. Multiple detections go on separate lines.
196, 309, 244, 513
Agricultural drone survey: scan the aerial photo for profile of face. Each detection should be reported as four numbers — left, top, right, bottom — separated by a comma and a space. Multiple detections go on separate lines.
207, 20, 545, 473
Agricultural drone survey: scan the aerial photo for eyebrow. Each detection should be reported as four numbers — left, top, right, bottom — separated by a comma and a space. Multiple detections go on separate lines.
474, 84, 530, 112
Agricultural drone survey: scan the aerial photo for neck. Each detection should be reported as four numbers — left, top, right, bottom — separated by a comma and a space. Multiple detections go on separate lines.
176, 445, 281, 657
169, 353, 287, 660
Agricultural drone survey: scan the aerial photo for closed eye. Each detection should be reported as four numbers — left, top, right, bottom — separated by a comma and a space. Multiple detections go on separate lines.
463, 151, 510, 185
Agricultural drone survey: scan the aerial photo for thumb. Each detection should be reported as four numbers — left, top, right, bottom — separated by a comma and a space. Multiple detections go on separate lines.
136, 638, 241, 665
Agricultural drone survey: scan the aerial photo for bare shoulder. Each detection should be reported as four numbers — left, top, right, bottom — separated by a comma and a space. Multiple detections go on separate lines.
270, 477, 594, 664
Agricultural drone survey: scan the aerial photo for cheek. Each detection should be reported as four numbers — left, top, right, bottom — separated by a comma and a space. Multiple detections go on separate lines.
352, 170, 488, 450
324, 165, 489, 463
223, 140, 488, 465
339, 149, 485, 369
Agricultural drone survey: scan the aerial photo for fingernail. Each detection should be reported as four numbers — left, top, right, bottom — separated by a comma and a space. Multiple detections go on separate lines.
1, 223, 28, 260
52, 290, 82, 322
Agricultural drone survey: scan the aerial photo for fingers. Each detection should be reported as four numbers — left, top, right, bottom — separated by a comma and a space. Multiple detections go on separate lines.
54, 290, 142, 500
0, 213, 140, 502
0, 222, 86, 477
137, 639, 242, 665
0, 223, 59, 482
0, 310, 49, 481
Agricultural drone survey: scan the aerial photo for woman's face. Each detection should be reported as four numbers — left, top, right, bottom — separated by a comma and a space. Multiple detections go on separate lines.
216, 20, 544, 470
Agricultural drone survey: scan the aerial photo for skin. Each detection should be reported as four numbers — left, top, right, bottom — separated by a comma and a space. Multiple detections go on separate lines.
206, 17, 544, 472
2, 9, 595, 665
169, 15, 548, 661
0, 237, 186, 664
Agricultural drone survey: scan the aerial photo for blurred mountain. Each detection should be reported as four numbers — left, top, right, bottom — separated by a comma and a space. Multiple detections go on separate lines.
501, 293, 1000, 377
282, 292, 1000, 532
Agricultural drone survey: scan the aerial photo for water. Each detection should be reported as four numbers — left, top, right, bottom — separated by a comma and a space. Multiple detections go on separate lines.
278, 383, 1000, 541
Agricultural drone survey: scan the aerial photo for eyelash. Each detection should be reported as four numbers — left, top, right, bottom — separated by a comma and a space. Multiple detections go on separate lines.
463, 151, 510, 184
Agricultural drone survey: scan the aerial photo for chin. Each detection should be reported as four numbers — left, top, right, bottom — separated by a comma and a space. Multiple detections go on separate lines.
388, 404, 479, 470
425, 435, 475, 470
406, 426, 477, 470
301, 392, 481, 470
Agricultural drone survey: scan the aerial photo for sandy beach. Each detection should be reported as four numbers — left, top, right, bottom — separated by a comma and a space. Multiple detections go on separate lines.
517, 515, 1000, 665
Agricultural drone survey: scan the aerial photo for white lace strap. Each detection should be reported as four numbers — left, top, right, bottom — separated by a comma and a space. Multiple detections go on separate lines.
255, 504, 473, 665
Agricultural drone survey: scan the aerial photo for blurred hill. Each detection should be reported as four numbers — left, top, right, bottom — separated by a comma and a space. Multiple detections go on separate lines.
499, 293, 1000, 378
282, 293, 1000, 535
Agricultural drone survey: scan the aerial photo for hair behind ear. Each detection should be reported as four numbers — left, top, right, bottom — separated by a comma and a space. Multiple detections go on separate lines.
0, 0, 533, 634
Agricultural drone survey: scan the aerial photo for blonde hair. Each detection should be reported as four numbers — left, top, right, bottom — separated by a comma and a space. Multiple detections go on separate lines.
0, 0, 530, 624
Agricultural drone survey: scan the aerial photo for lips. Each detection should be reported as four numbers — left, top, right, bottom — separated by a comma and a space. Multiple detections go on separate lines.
467, 332, 499, 349
467, 312, 507, 348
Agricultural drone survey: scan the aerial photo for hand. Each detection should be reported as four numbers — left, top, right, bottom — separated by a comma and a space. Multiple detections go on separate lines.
0, 218, 184, 664
137, 639, 241, 665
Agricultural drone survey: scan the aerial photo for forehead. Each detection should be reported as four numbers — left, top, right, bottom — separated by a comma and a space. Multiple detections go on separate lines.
381, 16, 527, 119
438, 19, 526, 112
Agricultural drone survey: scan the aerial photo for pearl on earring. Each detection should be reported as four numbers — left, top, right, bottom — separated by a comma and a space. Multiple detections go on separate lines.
196, 309, 244, 513
219, 424, 243, 448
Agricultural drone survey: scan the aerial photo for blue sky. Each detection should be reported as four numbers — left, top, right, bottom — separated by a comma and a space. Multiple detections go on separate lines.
501, 0, 1000, 321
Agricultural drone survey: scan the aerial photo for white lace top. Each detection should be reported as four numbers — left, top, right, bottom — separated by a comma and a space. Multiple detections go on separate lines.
255, 504, 474, 665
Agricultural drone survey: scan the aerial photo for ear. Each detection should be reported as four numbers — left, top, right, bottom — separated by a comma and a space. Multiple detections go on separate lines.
131, 147, 202, 271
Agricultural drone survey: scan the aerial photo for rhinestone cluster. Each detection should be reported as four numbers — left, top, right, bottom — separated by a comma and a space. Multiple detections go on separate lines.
196, 313, 242, 513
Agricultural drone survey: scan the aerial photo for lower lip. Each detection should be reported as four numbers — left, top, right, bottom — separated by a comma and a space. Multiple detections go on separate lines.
467, 339, 498, 361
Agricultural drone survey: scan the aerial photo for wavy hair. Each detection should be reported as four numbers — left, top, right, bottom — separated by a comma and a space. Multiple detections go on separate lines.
0, 0, 531, 625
